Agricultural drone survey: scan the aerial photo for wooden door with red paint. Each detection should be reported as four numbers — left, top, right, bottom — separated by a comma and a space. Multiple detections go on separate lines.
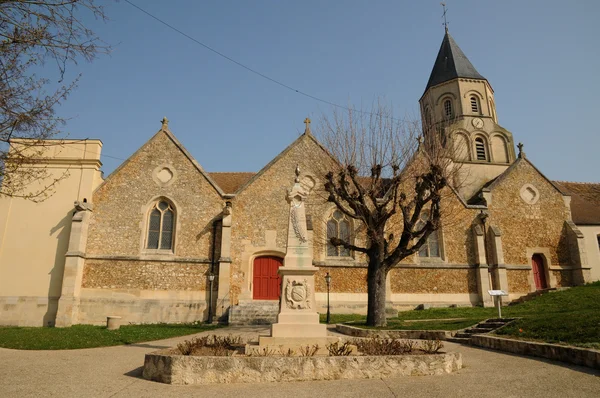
532, 254, 548, 290
253, 256, 282, 300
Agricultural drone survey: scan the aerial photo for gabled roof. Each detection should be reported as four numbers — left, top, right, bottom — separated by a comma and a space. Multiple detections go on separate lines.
464, 156, 565, 206
553, 181, 600, 225
208, 172, 255, 195
233, 131, 339, 196
425, 32, 486, 93
95, 125, 225, 197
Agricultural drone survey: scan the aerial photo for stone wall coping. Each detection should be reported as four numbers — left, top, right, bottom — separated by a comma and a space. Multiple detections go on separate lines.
142, 350, 463, 384
85, 254, 211, 264
315, 262, 479, 270
65, 251, 86, 258
471, 334, 600, 370
335, 323, 453, 340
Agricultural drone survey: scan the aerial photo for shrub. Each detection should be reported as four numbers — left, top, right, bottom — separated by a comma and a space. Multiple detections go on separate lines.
177, 334, 243, 356
352, 337, 416, 355
299, 344, 319, 357
327, 341, 353, 356
419, 339, 444, 354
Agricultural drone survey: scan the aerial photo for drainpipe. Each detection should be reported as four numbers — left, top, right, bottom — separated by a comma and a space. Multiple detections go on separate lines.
208, 218, 221, 324
479, 210, 492, 288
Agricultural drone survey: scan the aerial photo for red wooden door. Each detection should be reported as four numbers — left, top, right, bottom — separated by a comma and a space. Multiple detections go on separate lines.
532, 254, 547, 290
253, 256, 282, 300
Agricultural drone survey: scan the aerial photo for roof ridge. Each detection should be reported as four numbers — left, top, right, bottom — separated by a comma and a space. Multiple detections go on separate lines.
208, 171, 256, 174
553, 180, 600, 185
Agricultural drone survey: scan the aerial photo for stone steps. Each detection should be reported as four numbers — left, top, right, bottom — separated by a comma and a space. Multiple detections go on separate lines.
228, 300, 280, 326
447, 336, 472, 344
449, 318, 515, 345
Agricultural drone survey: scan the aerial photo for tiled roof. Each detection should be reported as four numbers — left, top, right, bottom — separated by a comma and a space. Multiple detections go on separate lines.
208, 172, 255, 194
553, 181, 600, 225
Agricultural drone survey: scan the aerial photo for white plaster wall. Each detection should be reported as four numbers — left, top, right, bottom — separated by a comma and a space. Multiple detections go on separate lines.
0, 140, 102, 326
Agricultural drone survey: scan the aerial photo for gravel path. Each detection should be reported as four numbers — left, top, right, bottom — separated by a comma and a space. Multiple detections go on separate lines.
0, 326, 598, 397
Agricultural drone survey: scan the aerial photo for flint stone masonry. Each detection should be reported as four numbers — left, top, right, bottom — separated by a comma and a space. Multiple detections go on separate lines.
335, 323, 453, 340
82, 260, 209, 291
486, 160, 571, 268
87, 129, 223, 259
230, 134, 339, 305
390, 268, 478, 294
471, 334, 600, 370
314, 267, 368, 293
507, 270, 530, 293
142, 350, 463, 384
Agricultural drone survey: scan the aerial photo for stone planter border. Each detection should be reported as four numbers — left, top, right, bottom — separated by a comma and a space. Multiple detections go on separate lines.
335, 323, 452, 340
142, 350, 463, 384
471, 334, 600, 370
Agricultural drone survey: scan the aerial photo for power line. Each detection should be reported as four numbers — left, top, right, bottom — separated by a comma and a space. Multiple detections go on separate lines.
123, 0, 410, 123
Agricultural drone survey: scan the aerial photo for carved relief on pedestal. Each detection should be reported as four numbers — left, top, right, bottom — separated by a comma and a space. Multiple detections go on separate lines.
284, 279, 312, 309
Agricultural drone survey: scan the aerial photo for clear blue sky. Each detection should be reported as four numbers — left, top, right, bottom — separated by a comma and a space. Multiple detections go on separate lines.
58, 0, 600, 182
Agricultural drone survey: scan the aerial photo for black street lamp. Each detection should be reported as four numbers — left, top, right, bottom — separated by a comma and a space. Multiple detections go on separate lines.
325, 272, 332, 324
208, 274, 215, 324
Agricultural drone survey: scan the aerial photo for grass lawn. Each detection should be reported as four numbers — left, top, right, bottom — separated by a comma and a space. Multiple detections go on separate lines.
322, 281, 600, 348
320, 314, 478, 330
0, 323, 222, 350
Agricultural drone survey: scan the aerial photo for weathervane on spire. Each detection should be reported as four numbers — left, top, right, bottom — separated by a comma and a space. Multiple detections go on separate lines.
441, 2, 449, 33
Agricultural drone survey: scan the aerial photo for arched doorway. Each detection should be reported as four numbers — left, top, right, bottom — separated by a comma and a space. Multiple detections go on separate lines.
531, 254, 548, 290
252, 256, 283, 300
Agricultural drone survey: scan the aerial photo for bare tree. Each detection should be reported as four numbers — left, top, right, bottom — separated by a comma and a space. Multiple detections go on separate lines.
0, 0, 109, 201
316, 102, 458, 326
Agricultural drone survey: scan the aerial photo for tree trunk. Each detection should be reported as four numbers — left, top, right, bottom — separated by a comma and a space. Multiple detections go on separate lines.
366, 259, 389, 327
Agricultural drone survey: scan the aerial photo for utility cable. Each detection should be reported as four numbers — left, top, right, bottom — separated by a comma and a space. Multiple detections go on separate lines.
123, 0, 409, 123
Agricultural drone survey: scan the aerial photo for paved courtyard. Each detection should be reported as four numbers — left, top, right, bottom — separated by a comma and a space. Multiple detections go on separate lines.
1, 326, 598, 398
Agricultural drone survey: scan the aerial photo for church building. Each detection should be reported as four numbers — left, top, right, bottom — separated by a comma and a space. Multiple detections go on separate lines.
1, 31, 598, 327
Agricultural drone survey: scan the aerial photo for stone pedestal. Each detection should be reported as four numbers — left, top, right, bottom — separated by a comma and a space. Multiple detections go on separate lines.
253, 166, 337, 353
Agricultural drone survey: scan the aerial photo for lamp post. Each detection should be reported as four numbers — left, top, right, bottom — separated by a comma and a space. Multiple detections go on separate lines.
208, 274, 215, 324
325, 272, 332, 324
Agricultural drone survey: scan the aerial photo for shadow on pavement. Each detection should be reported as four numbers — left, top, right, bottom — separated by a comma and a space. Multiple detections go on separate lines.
463, 344, 600, 376
123, 366, 144, 379
125, 343, 171, 350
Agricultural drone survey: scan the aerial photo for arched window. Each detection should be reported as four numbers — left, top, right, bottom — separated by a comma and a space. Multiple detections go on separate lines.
417, 210, 440, 258
475, 137, 487, 161
146, 200, 175, 250
425, 107, 432, 126
443, 99, 453, 118
326, 210, 351, 257
470, 96, 480, 113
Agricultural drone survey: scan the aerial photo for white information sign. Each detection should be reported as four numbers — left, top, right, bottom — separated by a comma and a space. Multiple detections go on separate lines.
488, 290, 508, 318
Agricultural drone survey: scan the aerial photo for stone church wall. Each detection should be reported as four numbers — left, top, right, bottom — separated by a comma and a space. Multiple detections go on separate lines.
77, 130, 223, 324
488, 160, 571, 267
229, 135, 345, 305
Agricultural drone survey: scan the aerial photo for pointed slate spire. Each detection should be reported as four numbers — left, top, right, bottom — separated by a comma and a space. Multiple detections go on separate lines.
425, 32, 485, 92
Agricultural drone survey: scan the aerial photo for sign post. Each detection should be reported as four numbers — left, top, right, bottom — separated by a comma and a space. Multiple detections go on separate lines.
488, 290, 508, 319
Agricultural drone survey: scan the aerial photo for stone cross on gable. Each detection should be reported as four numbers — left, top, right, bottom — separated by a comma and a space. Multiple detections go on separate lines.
161, 117, 169, 129
517, 142, 525, 158
304, 117, 311, 134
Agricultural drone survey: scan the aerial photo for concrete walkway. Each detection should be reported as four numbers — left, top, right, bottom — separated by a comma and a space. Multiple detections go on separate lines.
0, 326, 598, 398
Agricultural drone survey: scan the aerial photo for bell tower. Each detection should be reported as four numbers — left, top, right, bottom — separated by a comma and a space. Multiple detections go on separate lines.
420, 30, 516, 199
